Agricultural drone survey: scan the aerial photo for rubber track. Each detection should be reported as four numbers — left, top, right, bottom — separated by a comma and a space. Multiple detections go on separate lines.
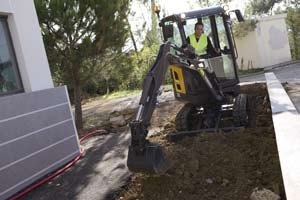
175, 103, 194, 131
233, 94, 248, 126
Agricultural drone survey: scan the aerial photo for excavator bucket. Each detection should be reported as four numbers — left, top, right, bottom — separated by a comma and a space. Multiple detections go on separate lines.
127, 143, 170, 174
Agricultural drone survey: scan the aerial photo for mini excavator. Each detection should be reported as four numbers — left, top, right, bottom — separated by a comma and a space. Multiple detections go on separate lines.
127, 6, 247, 174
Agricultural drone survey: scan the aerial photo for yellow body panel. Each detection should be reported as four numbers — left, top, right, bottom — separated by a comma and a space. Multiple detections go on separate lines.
199, 68, 205, 77
170, 65, 186, 94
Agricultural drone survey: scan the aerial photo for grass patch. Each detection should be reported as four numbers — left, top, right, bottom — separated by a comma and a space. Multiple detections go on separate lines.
238, 68, 263, 76
103, 89, 141, 100
163, 84, 173, 91
102, 84, 173, 100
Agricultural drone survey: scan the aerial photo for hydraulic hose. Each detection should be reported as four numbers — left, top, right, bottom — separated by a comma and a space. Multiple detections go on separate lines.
9, 129, 107, 200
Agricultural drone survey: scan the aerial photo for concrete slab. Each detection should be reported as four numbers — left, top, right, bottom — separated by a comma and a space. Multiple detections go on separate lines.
272, 112, 300, 200
241, 61, 300, 83
265, 73, 297, 114
265, 72, 300, 200
264, 60, 300, 72
285, 83, 300, 113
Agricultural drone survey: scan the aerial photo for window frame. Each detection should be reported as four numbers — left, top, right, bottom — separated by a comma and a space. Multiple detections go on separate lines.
0, 16, 24, 97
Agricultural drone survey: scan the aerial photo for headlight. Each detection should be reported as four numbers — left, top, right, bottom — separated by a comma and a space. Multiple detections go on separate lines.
180, 13, 186, 19
198, 62, 205, 68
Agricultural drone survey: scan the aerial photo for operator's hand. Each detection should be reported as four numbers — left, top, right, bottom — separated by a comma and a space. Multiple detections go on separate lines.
215, 48, 221, 55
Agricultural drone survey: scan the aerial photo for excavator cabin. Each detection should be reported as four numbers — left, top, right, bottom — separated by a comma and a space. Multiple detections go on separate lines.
161, 7, 243, 105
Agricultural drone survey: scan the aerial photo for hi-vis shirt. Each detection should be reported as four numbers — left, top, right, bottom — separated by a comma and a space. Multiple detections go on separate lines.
188, 33, 208, 56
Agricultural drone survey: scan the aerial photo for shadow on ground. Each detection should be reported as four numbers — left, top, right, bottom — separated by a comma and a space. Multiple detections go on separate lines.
20, 130, 131, 200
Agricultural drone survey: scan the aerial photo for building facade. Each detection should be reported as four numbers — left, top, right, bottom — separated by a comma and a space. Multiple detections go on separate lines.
0, 1, 80, 199
236, 14, 292, 70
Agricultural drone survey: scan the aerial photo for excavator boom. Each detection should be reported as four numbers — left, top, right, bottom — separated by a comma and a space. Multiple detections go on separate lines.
127, 43, 171, 173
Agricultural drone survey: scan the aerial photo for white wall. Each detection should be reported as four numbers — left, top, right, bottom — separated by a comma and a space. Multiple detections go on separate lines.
236, 14, 291, 69
0, 0, 53, 92
236, 31, 261, 70
0, 1, 13, 14
257, 14, 291, 67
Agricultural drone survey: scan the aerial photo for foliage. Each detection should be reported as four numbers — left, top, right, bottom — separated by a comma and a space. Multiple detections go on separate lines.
197, 0, 231, 7
286, 7, 300, 60
82, 51, 134, 94
82, 45, 163, 97
238, 68, 263, 76
103, 89, 141, 100
72, 0, 165, 97
245, 1, 300, 60
35, 0, 130, 129
125, 45, 160, 89
119, 0, 167, 91
250, 0, 283, 14
233, 19, 258, 39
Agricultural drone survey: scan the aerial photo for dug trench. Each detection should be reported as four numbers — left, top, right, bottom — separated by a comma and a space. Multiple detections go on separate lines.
116, 83, 285, 200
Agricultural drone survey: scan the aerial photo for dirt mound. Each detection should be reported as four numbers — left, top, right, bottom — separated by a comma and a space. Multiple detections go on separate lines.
118, 83, 285, 200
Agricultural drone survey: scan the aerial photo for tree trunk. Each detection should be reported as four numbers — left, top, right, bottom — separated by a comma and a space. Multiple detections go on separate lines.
126, 16, 138, 55
74, 79, 83, 130
291, 24, 298, 59
294, 33, 299, 60
130, 28, 138, 54
206, 0, 210, 6
106, 79, 110, 95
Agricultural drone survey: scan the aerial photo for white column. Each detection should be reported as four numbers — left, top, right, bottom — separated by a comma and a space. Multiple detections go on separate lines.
6, 0, 54, 92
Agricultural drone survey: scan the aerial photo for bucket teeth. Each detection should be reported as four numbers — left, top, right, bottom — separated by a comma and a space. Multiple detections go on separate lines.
127, 143, 170, 174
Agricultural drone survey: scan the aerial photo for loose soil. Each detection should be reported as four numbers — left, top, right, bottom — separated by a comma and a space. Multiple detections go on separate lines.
284, 83, 300, 113
117, 83, 285, 200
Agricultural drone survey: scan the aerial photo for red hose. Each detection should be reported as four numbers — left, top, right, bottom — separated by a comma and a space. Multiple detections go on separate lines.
9, 129, 107, 200
79, 129, 107, 143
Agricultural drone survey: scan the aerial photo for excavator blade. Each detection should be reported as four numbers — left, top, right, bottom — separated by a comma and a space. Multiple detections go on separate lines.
127, 143, 170, 174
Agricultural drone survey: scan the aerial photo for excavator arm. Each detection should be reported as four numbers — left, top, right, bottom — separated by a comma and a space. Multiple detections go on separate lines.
127, 42, 172, 174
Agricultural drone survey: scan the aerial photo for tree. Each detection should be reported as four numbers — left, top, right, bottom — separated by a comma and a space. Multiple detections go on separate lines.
233, 19, 258, 38
34, 0, 130, 130
145, 0, 161, 48
286, 7, 300, 59
198, 0, 231, 7
250, 0, 283, 14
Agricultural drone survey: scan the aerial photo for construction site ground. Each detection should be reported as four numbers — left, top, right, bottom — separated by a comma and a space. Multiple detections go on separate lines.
20, 62, 300, 200
117, 83, 285, 200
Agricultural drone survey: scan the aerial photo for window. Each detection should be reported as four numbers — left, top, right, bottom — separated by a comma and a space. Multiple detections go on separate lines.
166, 21, 182, 48
208, 55, 235, 79
216, 15, 230, 52
0, 17, 23, 96
184, 17, 213, 44
208, 15, 235, 80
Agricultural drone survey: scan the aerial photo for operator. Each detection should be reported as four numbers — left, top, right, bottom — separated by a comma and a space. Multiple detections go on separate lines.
187, 22, 219, 58
0, 73, 8, 93
0, 61, 15, 93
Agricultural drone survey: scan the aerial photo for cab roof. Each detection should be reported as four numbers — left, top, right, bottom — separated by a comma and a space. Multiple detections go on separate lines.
161, 6, 225, 23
